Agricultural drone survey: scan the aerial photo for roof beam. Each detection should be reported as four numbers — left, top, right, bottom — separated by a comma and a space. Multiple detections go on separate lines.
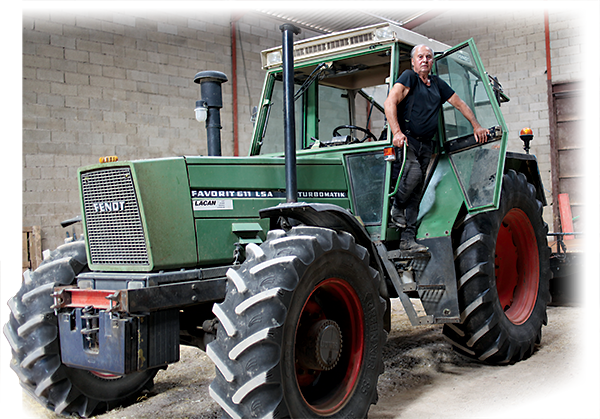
401, 10, 444, 29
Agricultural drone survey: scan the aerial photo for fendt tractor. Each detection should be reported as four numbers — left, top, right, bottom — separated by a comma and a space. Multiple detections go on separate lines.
6, 23, 551, 418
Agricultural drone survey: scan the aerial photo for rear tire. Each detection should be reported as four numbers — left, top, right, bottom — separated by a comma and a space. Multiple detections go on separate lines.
443, 170, 551, 364
3, 241, 157, 417
208, 226, 387, 418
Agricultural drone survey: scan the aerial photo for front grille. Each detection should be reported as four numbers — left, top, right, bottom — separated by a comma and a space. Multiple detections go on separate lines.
81, 167, 150, 266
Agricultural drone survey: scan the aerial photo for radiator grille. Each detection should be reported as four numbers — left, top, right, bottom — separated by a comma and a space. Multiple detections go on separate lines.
81, 167, 150, 266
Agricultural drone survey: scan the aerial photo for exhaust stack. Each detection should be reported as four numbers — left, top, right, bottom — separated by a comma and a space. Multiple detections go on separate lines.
194, 71, 228, 156
280, 24, 301, 203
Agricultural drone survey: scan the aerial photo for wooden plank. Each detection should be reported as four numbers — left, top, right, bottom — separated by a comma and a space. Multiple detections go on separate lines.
558, 193, 574, 239
555, 95, 581, 123
23, 226, 43, 273
557, 120, 582, 150
552, 81, 583, 94
558, 177, 582, 209
550, 81, 583, 234
22, 232, 30, 270
557, 148, 584, 179
30, 226, 43, 271
550, 237, 583, 253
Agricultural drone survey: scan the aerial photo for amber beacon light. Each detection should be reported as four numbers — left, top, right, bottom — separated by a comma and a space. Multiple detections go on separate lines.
519, 128, 534, 154
99, 156, 119, 163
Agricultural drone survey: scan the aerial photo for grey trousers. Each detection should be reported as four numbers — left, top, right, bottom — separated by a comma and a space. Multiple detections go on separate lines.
391, 136, 433, 240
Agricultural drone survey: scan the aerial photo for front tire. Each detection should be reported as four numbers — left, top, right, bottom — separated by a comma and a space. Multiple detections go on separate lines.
208, 226, 387, 418
443, 170, 551, 364
3, 241, 157, 417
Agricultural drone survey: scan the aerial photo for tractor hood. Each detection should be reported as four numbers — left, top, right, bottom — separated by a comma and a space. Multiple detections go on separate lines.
78, 155, 348, 272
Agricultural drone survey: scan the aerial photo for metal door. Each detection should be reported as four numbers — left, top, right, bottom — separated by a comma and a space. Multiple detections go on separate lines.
435, 40, 508, 212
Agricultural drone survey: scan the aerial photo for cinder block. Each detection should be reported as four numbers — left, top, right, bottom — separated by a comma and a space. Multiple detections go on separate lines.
35, 41, 64, 58
75, 15, 104, 32
158, 22, 178, 35
65, 49, 90, 63
88, 9, 114, 22
35, 19, 63, 35
65, 119, 92, 132
65, 96, 90, 109
557, 44, 580, 58
63, 24, 90, 40
188, 18, 207, 31
23, 154, 54, 168
114, 122, 137, 136
103, 111, 126, 124
113, 13, 136, 28
89, 76, 114, 89
37, 118, 66, 132
91, 144, 117, 156
78, 132, 103, 144
38, 93, 66, 107
102, 22, 125, 38
52, 131, 78, 143
103, 133, 128, 145
51, 34, 76, 49
91, 121, 116, 134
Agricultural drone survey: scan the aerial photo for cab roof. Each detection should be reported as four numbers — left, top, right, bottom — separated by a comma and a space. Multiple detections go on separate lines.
261, 23, 451, 70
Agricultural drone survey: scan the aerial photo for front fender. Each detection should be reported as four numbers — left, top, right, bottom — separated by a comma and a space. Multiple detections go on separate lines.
259, 202, 386, 291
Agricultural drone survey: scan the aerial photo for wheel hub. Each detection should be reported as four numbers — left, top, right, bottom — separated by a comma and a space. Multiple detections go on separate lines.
297, 319, 343, 371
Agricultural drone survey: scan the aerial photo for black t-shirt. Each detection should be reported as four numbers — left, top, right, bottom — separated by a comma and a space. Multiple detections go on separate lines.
396, 70, 455, 139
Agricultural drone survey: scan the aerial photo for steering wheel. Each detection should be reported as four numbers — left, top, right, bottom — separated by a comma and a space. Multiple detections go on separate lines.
332, 125, 377, 143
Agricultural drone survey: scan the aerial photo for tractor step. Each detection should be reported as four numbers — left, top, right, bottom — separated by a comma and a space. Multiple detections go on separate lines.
375, 243, 434, 325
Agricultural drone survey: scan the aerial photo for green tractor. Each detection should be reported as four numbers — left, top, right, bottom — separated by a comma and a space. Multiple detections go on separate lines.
6, 23, 550, 418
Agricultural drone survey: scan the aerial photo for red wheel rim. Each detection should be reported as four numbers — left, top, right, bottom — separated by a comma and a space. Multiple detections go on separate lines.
495, 208, 540, 325
294, 277, 364, 415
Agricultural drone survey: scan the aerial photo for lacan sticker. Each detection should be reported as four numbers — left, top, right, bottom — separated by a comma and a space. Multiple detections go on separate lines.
193, 199, 233, 211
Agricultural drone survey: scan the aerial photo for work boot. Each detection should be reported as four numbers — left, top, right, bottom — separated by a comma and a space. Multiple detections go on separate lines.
390, 205, 406, 229
399, 238, 428, 252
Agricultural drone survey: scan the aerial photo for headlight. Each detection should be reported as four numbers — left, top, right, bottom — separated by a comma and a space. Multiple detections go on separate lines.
374, 27, 395, 41
266, 50, 282, 66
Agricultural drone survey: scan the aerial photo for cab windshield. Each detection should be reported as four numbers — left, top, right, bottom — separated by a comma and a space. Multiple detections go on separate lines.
255, 49, 392, 155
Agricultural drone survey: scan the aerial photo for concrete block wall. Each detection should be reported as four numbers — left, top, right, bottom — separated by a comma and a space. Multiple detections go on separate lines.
22, 10, 316, 251
415, 10, 581, 226
547, 13, 583, 83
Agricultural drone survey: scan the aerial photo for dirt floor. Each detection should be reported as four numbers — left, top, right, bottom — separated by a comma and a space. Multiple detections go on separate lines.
12, 301, 598, 419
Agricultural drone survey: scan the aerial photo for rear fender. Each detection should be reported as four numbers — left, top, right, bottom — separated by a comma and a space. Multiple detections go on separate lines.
504, 152, 547, 205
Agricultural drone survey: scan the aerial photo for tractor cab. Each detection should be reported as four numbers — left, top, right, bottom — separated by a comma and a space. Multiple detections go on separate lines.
250, 24, 509, 243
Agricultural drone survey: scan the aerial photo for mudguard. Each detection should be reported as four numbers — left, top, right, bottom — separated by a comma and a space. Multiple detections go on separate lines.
259, 202, 386, 295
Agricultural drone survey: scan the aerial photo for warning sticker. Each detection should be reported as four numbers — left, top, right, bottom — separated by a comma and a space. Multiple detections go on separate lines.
193, 199, 233, 211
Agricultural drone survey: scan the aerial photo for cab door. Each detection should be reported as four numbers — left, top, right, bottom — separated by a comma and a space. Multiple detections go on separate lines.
434, 39, 508, 212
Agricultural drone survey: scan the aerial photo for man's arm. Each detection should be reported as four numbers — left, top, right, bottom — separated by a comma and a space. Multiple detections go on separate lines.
447, 93, 489, 143
384, 83, 410, 147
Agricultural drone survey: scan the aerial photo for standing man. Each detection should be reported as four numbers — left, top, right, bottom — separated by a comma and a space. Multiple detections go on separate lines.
384, 44, 489, 252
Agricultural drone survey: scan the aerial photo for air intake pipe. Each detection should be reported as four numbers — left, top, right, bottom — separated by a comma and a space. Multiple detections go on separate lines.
193, 71, 228, 156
